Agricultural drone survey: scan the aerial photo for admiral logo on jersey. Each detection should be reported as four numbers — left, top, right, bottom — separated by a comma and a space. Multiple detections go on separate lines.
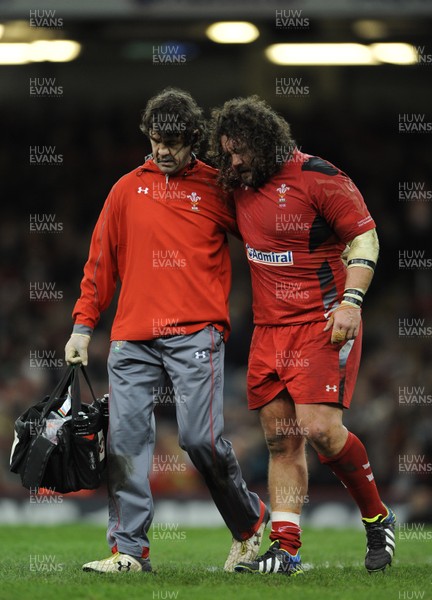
246, 244, 294, 266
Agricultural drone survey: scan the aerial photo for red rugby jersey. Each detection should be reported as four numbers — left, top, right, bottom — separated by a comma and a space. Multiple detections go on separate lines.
234, 150, 376, 325
72, 158, 237, 340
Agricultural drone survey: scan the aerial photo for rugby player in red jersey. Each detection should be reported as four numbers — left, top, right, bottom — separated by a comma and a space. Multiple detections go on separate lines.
210, 95, 395, 575
64, 88, 268, 574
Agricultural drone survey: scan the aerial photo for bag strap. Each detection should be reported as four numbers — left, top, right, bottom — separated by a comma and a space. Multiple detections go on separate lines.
40, 365, 75, 420
80, 365, 97, 403
70, 367, 81, 421
22, 435, 58, 489
70, 365, 98, 421
40, 365, 98, 421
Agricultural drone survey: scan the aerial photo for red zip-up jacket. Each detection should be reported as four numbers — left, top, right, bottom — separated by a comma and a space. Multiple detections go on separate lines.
72, 157, 238, 341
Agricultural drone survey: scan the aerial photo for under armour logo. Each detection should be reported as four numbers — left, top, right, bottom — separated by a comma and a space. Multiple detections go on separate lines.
137, 186, 149, 194
325, 385, 337, 392
194, 351, 208, 360
117, 560, 131, 571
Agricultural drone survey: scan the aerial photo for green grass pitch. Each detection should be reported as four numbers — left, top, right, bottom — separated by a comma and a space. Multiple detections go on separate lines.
1, 525, 431, 600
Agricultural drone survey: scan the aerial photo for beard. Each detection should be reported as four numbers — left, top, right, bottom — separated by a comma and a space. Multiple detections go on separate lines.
237, 163, 273, 190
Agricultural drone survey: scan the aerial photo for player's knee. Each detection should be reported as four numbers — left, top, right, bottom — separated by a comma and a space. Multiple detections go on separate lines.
305, 422, 334, 451
265, 432, 304, 457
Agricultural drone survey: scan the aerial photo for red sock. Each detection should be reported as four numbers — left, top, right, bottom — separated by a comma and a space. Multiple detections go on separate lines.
269, 522, 301, 555
111, 544, 149, 559
318, 431, 386, 519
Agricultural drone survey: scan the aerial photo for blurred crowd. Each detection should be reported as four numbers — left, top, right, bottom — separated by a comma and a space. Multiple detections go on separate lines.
1, 100, 431, 523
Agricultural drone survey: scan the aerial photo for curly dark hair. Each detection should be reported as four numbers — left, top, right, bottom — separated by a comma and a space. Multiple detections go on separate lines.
139, 87, 206, 153
209, 95, 296, 190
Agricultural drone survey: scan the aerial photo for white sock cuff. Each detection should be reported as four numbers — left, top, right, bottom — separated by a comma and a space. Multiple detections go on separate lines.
272, 512, 301, 526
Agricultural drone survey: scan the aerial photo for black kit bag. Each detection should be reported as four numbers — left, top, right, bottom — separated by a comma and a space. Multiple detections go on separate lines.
10, 365, 108, 493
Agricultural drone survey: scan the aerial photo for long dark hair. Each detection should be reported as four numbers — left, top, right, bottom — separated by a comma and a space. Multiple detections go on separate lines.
209, 95, 296, 190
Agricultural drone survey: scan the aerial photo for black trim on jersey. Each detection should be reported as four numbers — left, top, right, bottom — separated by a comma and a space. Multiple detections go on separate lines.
338, 376, 346, 405
309, 215, 334, 253
338, 339, 355, 405
317, 260, 338, 311
302, 156, 339, 176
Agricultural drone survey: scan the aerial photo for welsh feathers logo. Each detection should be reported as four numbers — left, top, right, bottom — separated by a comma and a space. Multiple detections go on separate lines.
187, 192, 201, 211
277, 183, 290, 207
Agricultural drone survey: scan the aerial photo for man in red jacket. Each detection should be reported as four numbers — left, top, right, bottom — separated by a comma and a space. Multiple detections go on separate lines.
65, 88, 268, 573
209, 95, 395, 576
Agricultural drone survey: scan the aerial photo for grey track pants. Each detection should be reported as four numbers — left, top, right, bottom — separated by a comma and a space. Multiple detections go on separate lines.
106, 326, 263, 557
